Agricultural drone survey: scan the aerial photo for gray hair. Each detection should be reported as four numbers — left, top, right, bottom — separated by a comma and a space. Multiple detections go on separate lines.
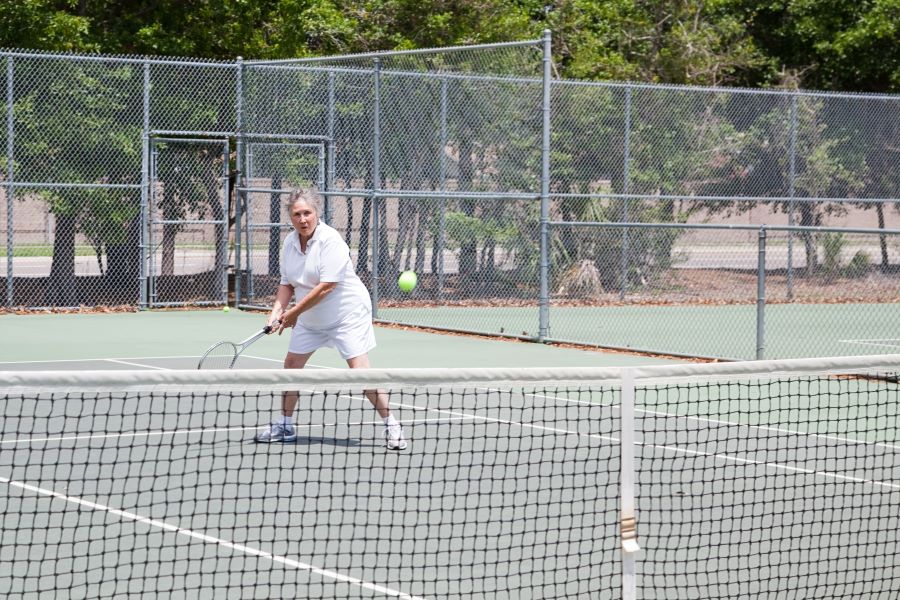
286, 189, 323, 214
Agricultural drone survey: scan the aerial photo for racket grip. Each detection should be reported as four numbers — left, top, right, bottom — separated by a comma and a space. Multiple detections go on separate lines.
263, 319, 282, 334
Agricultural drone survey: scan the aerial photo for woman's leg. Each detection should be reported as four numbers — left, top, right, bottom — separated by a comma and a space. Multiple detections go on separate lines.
345, 353, 391, 418
282, 351, 313, 416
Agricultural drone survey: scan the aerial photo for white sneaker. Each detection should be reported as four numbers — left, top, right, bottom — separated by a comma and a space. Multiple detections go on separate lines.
384, 423, 407, 450
254, 422, 297, 443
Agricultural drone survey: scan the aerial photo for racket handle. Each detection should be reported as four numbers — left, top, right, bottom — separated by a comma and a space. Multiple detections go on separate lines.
263, 319, 283, 334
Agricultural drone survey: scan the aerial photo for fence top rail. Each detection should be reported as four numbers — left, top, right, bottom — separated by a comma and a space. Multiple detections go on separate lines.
554, 192, 900, 205
0, 48, 233, 68
244, 38, 543, 66
244, 62, 545, 85
549, 220, 900, 236
3, 46, 898, 103
554, 76, 900, 102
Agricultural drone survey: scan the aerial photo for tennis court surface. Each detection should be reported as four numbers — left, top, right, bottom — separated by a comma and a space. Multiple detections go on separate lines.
0, 312, 898, 598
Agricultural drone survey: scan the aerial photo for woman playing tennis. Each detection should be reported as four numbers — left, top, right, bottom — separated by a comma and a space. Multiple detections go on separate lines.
255, 190, 407, 450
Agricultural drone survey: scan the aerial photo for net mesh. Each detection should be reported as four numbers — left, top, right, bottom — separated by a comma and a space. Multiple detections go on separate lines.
0, 358, 898, 598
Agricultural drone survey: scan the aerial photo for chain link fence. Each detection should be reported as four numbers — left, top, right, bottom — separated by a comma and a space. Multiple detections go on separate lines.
2, 35, 899, 359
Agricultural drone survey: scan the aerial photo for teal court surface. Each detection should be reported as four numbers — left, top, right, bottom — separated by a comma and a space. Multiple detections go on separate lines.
0, 310, 897, 598
378, 302, 900, 360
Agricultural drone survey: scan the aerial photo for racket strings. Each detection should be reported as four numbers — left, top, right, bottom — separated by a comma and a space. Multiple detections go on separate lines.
198, 342, 240, 369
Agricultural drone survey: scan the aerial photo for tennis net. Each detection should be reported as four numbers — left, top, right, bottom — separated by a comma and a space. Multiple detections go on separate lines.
0, 356, 898, 599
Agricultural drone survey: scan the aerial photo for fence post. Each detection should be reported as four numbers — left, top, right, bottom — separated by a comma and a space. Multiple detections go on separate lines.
620, 86, 632, 300
538, 29, 552, 341
221, 139, 231, 304
438, 77, 448, 301
325, 71, 335, 225
234, 57, 244, 307
139, 60, 150, 309
757, 226, 767, 360
371, 57, 381, 318
5, 55, 14, 308
787, 94, 797, 300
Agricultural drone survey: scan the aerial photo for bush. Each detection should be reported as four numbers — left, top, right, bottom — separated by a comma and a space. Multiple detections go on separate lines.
845, 250, 870, 278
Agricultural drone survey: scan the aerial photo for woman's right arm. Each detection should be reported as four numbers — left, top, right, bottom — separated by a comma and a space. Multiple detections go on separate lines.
268, 284, 294, 328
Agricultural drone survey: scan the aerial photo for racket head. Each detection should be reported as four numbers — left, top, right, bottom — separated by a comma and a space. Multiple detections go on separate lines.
197, 341, 240, 370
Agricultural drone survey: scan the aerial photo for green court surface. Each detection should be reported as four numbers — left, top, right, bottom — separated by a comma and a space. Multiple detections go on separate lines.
378, 302, 900, 360
0, 309, 682, 370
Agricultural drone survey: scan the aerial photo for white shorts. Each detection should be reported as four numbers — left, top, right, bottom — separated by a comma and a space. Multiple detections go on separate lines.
288, 309, 376, 360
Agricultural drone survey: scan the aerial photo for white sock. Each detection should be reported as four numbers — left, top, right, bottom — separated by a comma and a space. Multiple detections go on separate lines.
280, 415, 293, 427
383, 415, 398, 427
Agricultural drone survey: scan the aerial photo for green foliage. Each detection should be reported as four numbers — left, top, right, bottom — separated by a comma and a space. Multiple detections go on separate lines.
2, 0, 897, 94
846, 250, 871, 278
820, 231, 845, 278
819, 232, 872, 279
443, 210, 517, 251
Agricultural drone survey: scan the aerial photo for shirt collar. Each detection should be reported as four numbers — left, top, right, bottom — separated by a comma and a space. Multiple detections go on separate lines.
290, 222, 322, 252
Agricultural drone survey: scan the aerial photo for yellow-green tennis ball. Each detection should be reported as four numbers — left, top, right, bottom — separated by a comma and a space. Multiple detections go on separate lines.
398, 271, 417, 293
222, 306, 230, 313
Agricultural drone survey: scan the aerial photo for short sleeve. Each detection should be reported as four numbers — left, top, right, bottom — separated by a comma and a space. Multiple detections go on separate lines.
279, 237, 290, 285
318, 236, 351, 282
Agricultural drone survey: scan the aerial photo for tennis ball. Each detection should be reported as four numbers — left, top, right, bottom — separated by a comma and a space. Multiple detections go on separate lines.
398, 270, 417, 293
222, 306, 230, 313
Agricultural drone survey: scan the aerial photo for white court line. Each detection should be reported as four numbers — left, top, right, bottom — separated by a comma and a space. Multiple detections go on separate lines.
840, 339, 900, 350
342, 391, 900, 491
105, 359, 171, 370
523, 390, 900, 452
0, 474, 426, 600
0, 355, 204, 364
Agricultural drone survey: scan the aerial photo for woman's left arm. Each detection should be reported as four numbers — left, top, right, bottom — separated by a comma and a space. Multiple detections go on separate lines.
278, 281, 337, 330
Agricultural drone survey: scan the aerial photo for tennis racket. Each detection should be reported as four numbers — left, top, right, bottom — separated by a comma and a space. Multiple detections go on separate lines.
197, 322, 279, 369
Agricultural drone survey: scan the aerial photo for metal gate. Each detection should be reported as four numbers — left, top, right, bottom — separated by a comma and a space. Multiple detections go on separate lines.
236, 139, 325, 309
146, 137, 230, 308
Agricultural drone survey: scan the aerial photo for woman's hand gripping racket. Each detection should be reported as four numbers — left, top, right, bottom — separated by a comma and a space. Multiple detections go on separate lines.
197, 322, 280, 369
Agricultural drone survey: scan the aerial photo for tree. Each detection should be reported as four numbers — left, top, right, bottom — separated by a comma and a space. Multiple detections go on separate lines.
11, 58, 142, 305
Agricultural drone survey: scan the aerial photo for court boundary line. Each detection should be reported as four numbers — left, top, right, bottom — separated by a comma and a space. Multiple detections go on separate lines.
0, 475, 426, 600
373, 393, 900, 491
841, 339, 900, 350
523, 390, 900, 452
403, 397, 900, 490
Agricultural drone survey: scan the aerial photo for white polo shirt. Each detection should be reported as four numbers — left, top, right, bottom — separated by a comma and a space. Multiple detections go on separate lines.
280, 222, 372, 330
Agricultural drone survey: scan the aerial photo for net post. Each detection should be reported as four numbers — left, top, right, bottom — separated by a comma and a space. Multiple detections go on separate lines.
756, 226, 767, 360
620, 368, 639, 600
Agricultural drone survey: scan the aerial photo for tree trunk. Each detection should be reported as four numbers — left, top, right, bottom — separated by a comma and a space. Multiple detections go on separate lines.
799, 203, 818, 276
458, 140, 476, 279
357, 195, 371, 275
414, 202, 426, 275
877, 203, 889, 272
161, 185, 177, 276
269, 174, 281, 277
45, 211, 77, 306
206, 171, 228, 300
105, 206, 141, 304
